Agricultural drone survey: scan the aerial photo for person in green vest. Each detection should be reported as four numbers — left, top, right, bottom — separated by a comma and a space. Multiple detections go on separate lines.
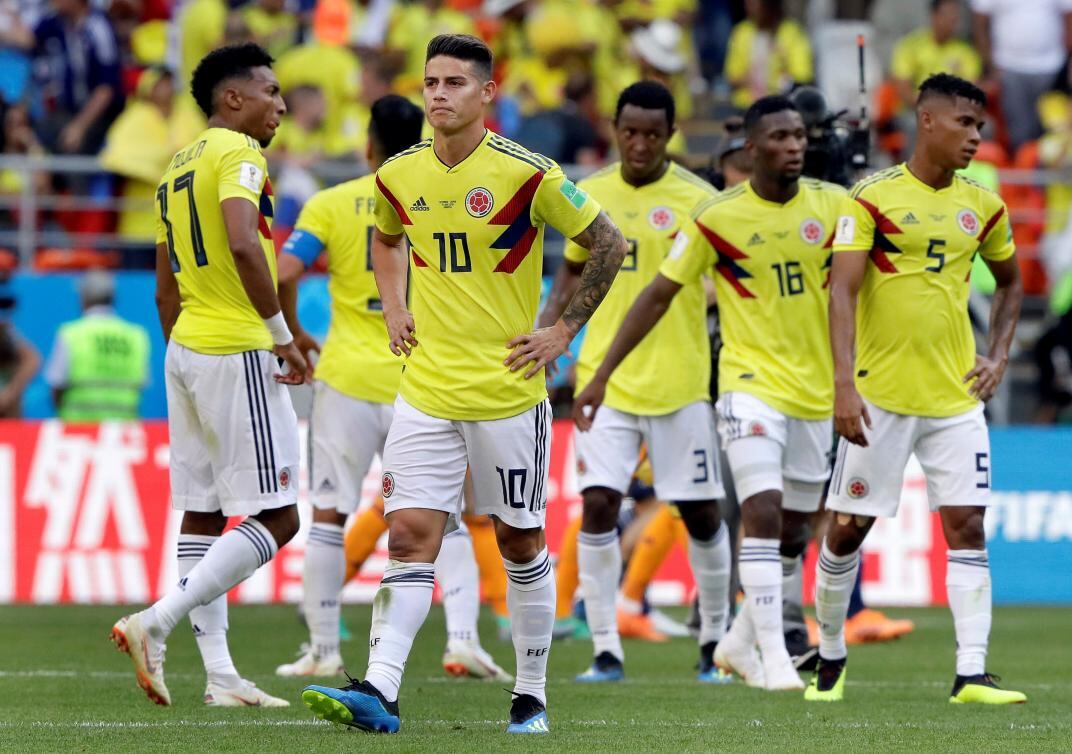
45, 270, 149, 420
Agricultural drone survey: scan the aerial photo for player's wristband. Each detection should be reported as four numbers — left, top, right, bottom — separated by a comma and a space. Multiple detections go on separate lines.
263, 311, 293, 346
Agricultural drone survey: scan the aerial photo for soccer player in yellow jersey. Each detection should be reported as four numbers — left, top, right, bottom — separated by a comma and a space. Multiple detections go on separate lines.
273, 94, 509, 684
576, 95, 846, 691
539, 81, 732, 685
301, 35, 627, 735
111, 44, 308, 708
809, 73, 1026, 705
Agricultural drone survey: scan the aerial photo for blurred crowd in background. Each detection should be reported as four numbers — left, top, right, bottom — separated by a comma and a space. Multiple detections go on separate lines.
0, 0, 1071, 423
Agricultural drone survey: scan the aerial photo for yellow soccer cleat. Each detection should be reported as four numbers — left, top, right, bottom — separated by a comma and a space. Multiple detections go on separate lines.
804, 657, 846, 702
949, 673, 1027, 705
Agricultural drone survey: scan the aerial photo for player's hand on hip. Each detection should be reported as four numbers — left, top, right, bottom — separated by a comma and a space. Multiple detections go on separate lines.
572, 377, 606, 432
273, 341, 310, 385
964, 354, 1006, 402
505, 320, 572, 379
384, 307, 418, 356
293, 329, 321, 374
834, 382, 871, 447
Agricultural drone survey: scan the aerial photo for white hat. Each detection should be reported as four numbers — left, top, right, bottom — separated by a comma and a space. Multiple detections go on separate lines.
631, 20, 686, 74
482, 0, 527, 16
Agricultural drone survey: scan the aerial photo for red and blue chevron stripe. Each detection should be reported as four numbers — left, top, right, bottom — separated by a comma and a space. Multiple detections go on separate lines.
695, 220, 756, 298
854, 197, 903, 273
257, 177, 274, 240
489, 171, 544, 274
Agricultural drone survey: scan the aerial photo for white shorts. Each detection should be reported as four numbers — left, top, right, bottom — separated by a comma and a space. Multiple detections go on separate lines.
715, 391, 832, 512
166, 343, 299, 517
309, 381, 394, 513
574, 401, 724, 502
828, 400, 991, 518
380, 396, 551, 530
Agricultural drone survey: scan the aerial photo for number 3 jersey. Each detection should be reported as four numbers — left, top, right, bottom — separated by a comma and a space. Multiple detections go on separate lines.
661, 178, 846, 420
156, 127, 278, 355
373, 130, 601, 421
564, 162, 717, 416
833, 164, 1015, 417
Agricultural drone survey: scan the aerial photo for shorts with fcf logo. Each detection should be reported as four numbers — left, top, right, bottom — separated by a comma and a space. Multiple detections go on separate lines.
166, 342, 299, 517
380, 396, 551, 530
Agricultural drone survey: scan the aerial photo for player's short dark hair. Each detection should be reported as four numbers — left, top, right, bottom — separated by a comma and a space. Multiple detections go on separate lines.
190, 43, 274, 118
743, 95, 798, 135
930, 0, 957, 11
425, 34, 493, 81
615, 80, 676, 129
917, 72, 986, 107
369, 95, 425, 160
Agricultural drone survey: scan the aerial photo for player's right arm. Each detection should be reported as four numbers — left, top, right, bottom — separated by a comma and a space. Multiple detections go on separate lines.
154, 241, 180, 343
278, 200, 331, 366
536, 256, 586, 329
829, 191, 876, 446
370, 176, 416, 356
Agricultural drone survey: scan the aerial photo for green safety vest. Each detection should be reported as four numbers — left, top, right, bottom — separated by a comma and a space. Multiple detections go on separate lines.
58, 314, 149, 421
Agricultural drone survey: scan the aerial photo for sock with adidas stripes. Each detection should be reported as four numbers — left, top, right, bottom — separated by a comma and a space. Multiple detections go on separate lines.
364, 560, 435, 702
814, 539, 860, 661
947, 549, 991, 676
505, 548, 555, 705
304, 522, 345, 659
436, 527, 480, 646
738, 537, 790, 665
177, 534, 240, 685
145, 519, 277, 640
578, 529, 623, 662
688, 521, 731, 646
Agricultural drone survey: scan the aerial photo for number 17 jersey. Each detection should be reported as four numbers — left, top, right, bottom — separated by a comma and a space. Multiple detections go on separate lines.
157, 127, 278, 355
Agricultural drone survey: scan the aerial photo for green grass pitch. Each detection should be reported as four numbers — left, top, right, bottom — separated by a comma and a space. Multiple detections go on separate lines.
0, 605, 1068, 752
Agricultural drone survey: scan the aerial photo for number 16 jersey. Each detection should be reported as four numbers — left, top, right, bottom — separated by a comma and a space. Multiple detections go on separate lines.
157, 127, 278, 355
373, 130, 601, 421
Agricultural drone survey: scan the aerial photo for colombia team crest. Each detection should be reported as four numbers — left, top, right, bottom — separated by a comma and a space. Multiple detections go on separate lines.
957, 208, 980, 235
466, 187, 494, 218
382, 472, 395, 498
799, 218, 824, 245
648, 206, 675, 230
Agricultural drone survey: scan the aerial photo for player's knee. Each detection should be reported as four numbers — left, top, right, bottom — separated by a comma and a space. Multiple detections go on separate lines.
825, 514, 868, 556
740, 490, 782, 539
491, 517, 543, 563
581, 486, 622, 533
253, 504, 300, 548
180, 510, 227, 537
675, 500, 720, 541
780, 510, 811, 558
312, 506, 347, 527
942, 506, 986, 550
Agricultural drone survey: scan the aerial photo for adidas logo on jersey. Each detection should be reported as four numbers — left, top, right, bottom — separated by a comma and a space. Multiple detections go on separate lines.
747, 232, 764, 246
901, 211, 919, 224
318, 478, 335, 493
410, 197, 430, 211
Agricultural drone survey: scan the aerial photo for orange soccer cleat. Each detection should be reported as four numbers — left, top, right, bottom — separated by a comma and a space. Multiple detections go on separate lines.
845, 609, 916, 644
617, 609, 669, 643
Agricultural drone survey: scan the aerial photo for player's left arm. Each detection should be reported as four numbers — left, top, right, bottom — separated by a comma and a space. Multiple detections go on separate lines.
967, 255, 1023, 401
506, 211, 628, 378
278, 225, 327, 366
154, 241, 180, 343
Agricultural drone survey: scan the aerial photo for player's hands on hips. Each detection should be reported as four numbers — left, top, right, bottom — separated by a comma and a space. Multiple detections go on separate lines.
292, 329, 321, 374
273, 341, 310, 385
964, 353, 1007, 401
505, 320, 572, 379
385, 307, 418, 356
572, 376, 606, 432
834, 381, 871, 447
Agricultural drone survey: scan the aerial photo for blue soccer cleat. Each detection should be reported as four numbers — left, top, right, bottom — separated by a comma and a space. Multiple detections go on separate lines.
575, 651, 624, 682
302, 676, 400, 733
506, 693, 549, 734
697, 641, 734, 685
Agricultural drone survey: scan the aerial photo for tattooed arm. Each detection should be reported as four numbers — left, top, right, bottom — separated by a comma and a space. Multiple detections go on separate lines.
504, 211, 628, 378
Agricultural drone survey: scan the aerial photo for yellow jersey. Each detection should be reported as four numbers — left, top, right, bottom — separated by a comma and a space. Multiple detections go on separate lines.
373, 131, 602, 421
662, 178, 845, 420
157, 128, 278, 355
565, 162, 717, 415
890, 29, 981, 90
179, 0, 226, 85
284, 175, 401, 404
833, 165, 1015, 417
275, 43, 362, 157
724, 19, 814, 110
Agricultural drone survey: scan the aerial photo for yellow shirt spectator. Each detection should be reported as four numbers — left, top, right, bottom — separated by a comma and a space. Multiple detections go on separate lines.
243, 0, 300, 59
179, 0, 227, 85
388, 1, 476, 93
276, 42, 362, 157
891, 29, 980, 91
724, 18, 813, 109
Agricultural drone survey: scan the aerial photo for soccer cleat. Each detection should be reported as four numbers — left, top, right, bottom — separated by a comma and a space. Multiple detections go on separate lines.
110, 613, 171, 706
785, 628, 820, 672
275, 646, 345, 677
617, 609, 669, 642
763, 655, 806, 691
714, 633, 765, 688
204, 678, 290, 707
506, 693, 550, 734
697, 642, 734, 684
302, 676, 400, 733
804, 656, 847, 702
949, 673, 1027, 705
575, 651, 624, 682
552, 616, 590, 641
442, 641, 513, 682
845, 609, 916, 644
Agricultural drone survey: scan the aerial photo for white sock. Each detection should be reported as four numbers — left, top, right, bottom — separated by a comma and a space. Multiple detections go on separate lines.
577, 529, 623, 661
364, 560, 435, 702
781, 554, 806, 632
436, 528, 480, 646
738, 537, 789, 665
688, 521, 731, 646
814, 539, 860, 661
504, 548, 555, 705
304, 522, 345, 658
947, 549, 991, 677
177, 535, 239, 685
145, 519, 277, 640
